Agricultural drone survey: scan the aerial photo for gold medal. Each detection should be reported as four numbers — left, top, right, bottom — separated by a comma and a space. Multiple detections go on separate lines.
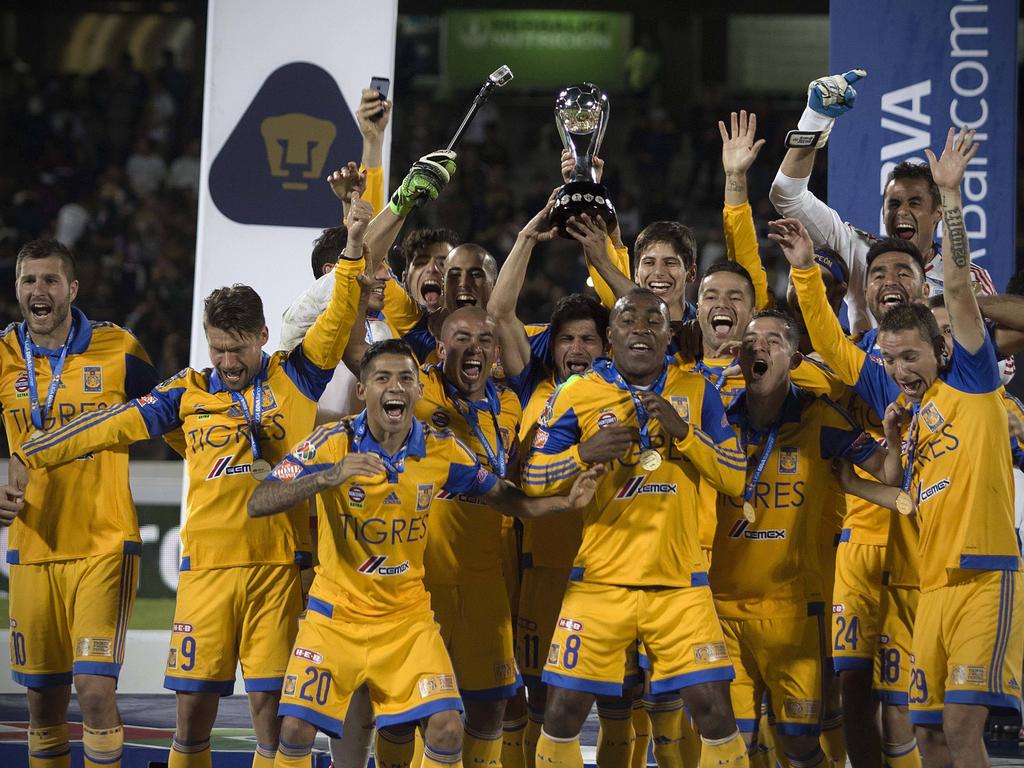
895, 490, 915, 516
28, 429, 45, 442
639, 449, 662, 471
250, 458, 272, 481
742, 501, 756, 523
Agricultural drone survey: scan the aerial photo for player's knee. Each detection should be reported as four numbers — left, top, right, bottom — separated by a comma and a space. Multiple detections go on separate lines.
941, 704, 987, 752
913, 723, 946, 757
839, 667, 873, 698
880, 703, 914, 743
425, 711, 463, 753
26, 686, 71, 726
543, 687, 592, 738
280, 715, 317, 749
72, 675, 117, 724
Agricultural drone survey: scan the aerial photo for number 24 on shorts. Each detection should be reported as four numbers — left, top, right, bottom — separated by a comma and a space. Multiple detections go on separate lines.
833, 615, 859, 652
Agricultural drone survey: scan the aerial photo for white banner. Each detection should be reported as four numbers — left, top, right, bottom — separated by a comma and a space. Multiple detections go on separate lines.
191, 0, 397, 367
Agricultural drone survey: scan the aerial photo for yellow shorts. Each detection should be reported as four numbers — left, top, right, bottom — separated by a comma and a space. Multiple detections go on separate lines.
165, 564, 304, 695
831, 538, 885, 671
720, 613, 825, 737
543, 581, 733, 697
427, 578, 522, 699
517, 566, 570, 686
278, 598, 462, 737
9, 545, 140, 686
909, 570, 1024, 725
873, 584, 919, 705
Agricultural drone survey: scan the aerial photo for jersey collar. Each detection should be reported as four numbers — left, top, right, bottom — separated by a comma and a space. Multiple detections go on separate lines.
727, 383, 805, 432
208, 352, 270, 394
17, 306, 93, 357
433, 363, 502, 413
351, 410, 427, 460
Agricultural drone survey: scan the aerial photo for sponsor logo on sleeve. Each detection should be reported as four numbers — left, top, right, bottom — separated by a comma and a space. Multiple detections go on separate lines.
293, 440, 316, 462
272, 460, 302, 481
532, 427, 549, 449
137, 394, 158, 406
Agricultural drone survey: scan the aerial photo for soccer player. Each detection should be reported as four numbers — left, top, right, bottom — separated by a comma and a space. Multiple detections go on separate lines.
244, 339, 602, 768
10, 197, 369, 768
769, 70, 1010, 380
523, 289, 751, 768
398, 228, 463, 313
0, 238, 160, 768
709, 309, 899, 768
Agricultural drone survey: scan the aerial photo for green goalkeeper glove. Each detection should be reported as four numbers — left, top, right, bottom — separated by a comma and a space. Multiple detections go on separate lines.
388, 150, 457, 216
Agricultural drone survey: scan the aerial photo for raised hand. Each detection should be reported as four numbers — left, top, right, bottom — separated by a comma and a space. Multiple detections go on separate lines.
346, 191, 373, 245
767, 218, 815, 269
561, 148, 604, 183
520, 190, 559, 243
356, 87, 392, 141
720, 110, 766, 176
327, 162, 367, 204
925, 126, 979, 192
565, 213, 608, 264
388, 150, 458, 217
807, 69, 867, 118
578, 425, 638, 465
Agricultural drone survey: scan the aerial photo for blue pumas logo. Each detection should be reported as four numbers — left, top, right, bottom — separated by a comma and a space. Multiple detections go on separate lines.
209, 62, 362, 228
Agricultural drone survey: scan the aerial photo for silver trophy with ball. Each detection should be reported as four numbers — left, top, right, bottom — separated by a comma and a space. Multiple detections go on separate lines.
552, 83, 616, 237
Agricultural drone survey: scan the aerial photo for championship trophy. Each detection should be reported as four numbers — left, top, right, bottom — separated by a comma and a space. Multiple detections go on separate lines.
551, 83, 616, 237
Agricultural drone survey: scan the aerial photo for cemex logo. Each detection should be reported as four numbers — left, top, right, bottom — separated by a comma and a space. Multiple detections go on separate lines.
209, 63, 362, 228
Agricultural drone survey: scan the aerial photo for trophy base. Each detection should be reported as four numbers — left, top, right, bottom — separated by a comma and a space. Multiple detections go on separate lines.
551, 181, 617, 238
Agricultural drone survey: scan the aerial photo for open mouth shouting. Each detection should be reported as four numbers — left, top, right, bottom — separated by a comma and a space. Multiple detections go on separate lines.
420, 278, 443, 307
381, 397, 408, 424
893, 221, 916, 241
29, 300, 53, 321
459, 355, 484, 385
895, 376, 924, 400
454, 291, 478, 308
709, 310, 737, 341
748, 357, 769, 380
878, 286, 908, 310
563, 354, 591, 377
219, 367, 247, 389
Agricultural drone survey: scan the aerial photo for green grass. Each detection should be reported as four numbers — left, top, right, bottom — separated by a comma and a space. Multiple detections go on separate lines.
0, 597, 176, 630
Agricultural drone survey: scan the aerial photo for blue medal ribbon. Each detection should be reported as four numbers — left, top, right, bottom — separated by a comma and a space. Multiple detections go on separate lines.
353, 414, 409, 483
901, 403, 921, 493
606, 360, 669, 452
441, 373, 507, 479
694, 359, 732, 391
231, 375, 265, 462
742, 427, 779, 506
22, 320, 74, 431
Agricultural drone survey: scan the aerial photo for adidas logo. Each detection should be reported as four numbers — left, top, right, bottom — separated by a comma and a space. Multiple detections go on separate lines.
384, 492, 401, 505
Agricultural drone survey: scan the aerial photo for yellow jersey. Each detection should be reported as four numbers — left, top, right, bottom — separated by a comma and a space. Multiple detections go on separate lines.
414, 365, 521, 583
17, 256, 365, 571
1, 309, 158, 564
898, 338, 1020, 591
522, 357, 745, 588
271, 413, 497, 621
710, 387, 879, 619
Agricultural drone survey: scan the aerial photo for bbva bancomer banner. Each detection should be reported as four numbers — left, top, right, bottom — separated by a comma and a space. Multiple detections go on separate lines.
828, 0, 1017, 293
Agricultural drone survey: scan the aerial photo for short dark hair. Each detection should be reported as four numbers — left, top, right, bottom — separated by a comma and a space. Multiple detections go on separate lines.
612, 286, 669, 318
886, 161, 941, 209
359, 339, 419, 381
400, 228, 461, 272
634, 221, 696, 271
865, 237, 926, 278
701, 260, 756, 303
16, 239, 76, 281
550, 294, 609, 341
311, 225, 348, 277
878, 302, 943, 347
203, 284, 266, 337
750, 308, 800, 351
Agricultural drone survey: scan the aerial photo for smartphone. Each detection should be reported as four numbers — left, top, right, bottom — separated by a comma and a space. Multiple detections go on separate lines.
369, 76, 390, 119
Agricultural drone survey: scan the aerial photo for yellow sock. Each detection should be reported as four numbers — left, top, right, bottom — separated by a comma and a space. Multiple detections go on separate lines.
882, 740, 922, 768
678, 712, 701, 768
376, 728, 417, 768
525, 710, 544, 768
536, 730, 583, 768
818, 716, 845, 768
698, 731, 748, 768
252, 740, 277, 768
463, 728, 502, 768
647, 702, 683, 768
597, 704, 635, 768
503, 715, 528, 768
83, 724, 123, 768
630, 703, 651, 768
274, 741, 312, 768
28, 724, 70, 768
168, 736, 213, 768
423, 742, 463, 768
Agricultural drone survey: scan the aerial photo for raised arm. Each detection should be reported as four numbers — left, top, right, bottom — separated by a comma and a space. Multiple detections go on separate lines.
248, 452, 385, 517
977, 294, 1024, 355
567, 214, 636, 304
488, 196, 558, 378
926, 127, 985, 353
719, 109, 770, 309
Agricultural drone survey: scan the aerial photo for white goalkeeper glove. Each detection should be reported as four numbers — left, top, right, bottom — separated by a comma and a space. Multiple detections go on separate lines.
786, 69, 867, 149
